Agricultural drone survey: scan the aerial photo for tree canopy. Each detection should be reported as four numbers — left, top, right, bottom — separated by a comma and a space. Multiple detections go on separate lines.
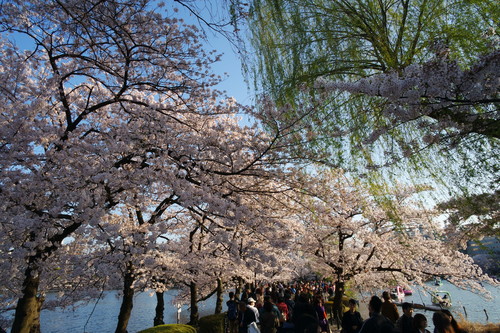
242, 0, 499, 202
0, 0, 294, 331
0, 1, 497, 332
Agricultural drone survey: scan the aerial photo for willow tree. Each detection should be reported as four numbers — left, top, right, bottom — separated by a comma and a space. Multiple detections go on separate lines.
241, 0, 499, 212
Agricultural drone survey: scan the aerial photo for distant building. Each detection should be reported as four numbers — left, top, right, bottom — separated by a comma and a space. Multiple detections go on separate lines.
466, 237, 500, 276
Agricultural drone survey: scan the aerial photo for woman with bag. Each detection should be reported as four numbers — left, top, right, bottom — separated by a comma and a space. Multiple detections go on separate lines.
260, 301, 280, 333
314, 296, 330, 333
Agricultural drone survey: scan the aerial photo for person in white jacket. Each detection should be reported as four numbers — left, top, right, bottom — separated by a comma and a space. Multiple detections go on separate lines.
247, 297, 260, 324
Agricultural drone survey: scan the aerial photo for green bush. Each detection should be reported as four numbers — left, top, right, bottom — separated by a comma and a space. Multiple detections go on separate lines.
198, 313, 226, 333
138, 323, 197, 333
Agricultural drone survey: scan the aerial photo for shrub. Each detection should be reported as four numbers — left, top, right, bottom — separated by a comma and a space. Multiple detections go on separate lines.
198, 313, 226, 333
138, 323, 197, 333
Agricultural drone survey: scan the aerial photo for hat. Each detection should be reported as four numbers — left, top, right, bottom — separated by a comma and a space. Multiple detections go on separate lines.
247, 297, 256, 303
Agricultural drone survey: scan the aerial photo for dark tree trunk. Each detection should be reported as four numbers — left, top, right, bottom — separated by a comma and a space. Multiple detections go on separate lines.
11, 267, 43, 333
235, 277, 244, 299
332, 281, 345, 329
189, 281, 199, 326
115, 268, 135, 333
154, 291, 165, 326
215, 278, 223, 314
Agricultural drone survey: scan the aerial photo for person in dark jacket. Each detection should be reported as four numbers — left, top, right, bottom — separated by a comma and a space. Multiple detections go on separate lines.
359, 296, 394, 333
293, 293, 319, 333
395, 303, 413, 333
261, 300, 280, 333
228, 292, 240, 333
284, 292, 295, 321
342, 299, 363, 333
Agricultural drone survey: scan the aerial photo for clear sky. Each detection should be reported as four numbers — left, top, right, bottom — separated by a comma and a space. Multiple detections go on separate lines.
204, 33, 254, 106
174, 2, 256, 108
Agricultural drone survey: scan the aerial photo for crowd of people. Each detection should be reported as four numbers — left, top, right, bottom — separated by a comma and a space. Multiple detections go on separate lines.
225, 282, 469, 333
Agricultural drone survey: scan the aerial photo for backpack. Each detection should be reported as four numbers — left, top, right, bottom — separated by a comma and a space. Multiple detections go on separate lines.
277, 302, 288, 321
227, 300, 238, 320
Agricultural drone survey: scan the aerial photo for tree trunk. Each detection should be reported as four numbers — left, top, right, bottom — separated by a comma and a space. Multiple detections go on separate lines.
215, 278, 223, 314
11, 267, 43, 333
115, 268, 135, 333
189, 281, 199, 326
154, 291, 165, 326
332, 281, 345, 329
235, 277, 244, 299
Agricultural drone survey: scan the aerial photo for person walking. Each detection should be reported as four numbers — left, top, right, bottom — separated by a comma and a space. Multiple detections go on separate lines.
342, 299, 363, 333
227, 292, 239, 333
381, 291, 399, 325
359, 296, 394, 333
395, 303, 413, 333
293, 293, 319, 333
314, 296, 330, 333
239, 300, 257, 333
247, 297, 261, 325
260, 300, 280, 333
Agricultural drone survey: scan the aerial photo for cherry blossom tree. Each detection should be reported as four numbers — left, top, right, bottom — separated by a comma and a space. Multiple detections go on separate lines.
94, 204, 183, 333
293, 169, 496, 323
153, 171, 305, 326
315, 49, 500, 149
0, 0, 294, 331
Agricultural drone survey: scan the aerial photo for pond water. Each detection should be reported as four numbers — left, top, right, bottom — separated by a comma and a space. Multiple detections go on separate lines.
39, 290, 216, 333
1, 281, 499, 333
397, 281, 500, 324
1, 289, 215, 333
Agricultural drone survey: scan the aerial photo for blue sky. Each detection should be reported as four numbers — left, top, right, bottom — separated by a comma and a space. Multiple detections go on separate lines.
205, 34, 255, 106
174, 2, 256, 107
